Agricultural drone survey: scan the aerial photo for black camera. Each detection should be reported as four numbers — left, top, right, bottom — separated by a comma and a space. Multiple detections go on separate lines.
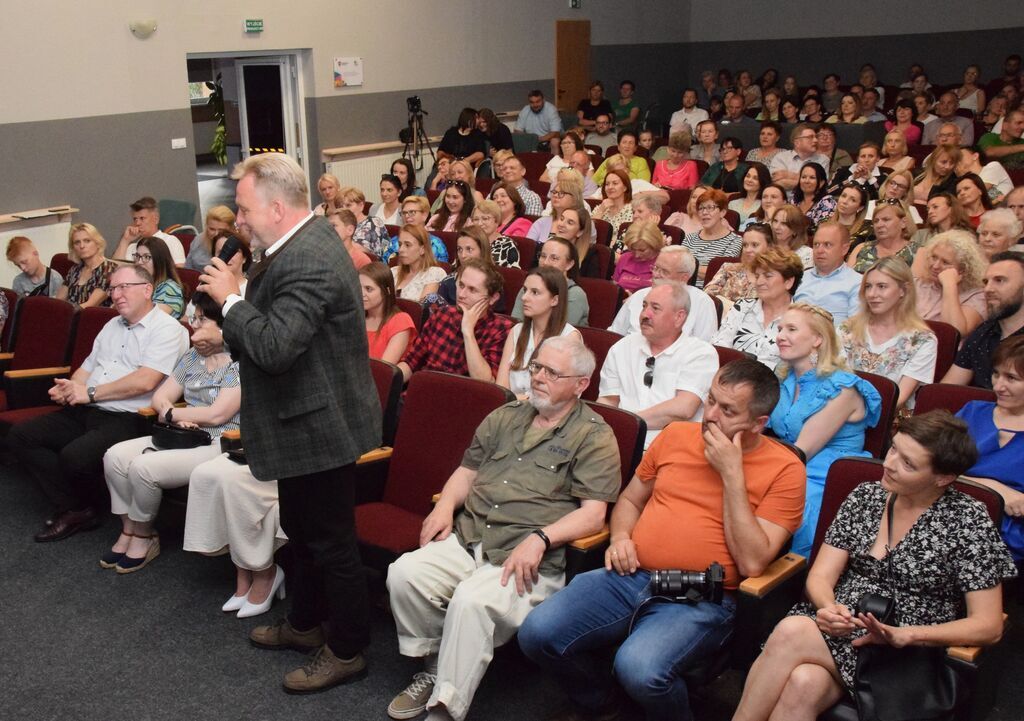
855, 592, 896, 625
651, 563, 725, 604
407, 95, 422, 114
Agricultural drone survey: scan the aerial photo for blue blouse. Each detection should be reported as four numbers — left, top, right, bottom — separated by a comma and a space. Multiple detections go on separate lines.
957, 400, 1024, 561
769, 369, 882, 556
153, 279, 185, 319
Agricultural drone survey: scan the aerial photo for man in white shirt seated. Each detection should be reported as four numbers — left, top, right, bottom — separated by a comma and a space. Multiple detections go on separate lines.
769, 123, 831, 190
112, 196, 187, 265
609, 246, 717, 341
669, 88, 709, 137
793, 223, 862, 323
10, 264, 189, 542
599, 282, 718, 448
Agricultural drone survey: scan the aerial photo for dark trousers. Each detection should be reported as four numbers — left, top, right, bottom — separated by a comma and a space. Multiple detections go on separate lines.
9, 405, 144, 513
278, 464, 369, 658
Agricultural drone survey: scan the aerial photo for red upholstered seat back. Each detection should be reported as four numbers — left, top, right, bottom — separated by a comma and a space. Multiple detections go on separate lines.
9, 297, 78, 371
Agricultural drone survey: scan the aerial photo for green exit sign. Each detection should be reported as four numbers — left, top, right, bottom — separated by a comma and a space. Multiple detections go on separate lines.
244, 18, 263, 33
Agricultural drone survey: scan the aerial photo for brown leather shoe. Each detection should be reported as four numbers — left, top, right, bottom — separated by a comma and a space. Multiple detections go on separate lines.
249, 619, 325, 653
282, 644, 367, 694
34, 508, 100, 543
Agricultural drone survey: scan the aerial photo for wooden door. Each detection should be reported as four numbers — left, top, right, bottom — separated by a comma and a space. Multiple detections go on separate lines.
555, 20, 590, 113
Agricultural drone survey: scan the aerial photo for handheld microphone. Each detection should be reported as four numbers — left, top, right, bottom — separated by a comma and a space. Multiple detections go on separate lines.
194, 235, 243, 305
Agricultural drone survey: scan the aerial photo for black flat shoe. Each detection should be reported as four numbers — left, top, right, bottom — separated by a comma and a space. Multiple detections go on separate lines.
99, 550, 125, 569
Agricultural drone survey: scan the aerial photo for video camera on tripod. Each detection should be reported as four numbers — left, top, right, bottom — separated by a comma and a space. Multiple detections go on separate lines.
399, 95, 434, 170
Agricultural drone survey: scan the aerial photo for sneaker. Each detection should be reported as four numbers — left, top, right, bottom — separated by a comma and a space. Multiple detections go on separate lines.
387, 672, 436, 719
249, 619, 325, 653
282, 645, 367, 694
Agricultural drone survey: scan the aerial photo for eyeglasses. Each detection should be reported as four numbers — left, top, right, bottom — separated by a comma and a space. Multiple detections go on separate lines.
643, 356, 656, 387
132, 253, 153, 263
401, 209, 423, 216
109, 282, 149, 293
550, 190, 568, 198
697, 204, 720, 213
527, 361, 585, 381
187, 313, 207, 329
887, 181, 910, 191
795, 134, 816, 142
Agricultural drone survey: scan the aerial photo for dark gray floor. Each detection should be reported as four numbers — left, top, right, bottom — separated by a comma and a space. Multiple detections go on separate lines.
2, 460, 1021, 721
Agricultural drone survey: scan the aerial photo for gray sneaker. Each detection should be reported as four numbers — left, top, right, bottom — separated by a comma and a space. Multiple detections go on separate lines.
387, 671, 436, 719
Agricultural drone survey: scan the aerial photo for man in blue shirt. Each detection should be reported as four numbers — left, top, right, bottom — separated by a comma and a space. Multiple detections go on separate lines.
793, 223, 861, 323
515, 90, 563, 154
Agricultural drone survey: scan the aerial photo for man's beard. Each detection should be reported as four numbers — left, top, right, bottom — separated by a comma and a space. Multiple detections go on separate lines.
993, 299, 1023, 322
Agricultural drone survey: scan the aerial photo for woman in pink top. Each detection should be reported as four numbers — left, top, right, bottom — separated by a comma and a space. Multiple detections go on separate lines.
652, 132, 699, 190
912, 229, 988, 336
613, 222, 665, 293
491, 180, 534, 237
884, 99, 923, 145
361, 262, 417, 364
428, 180, 475, 233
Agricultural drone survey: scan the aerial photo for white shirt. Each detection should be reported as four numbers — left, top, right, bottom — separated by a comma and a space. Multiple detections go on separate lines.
507, 323, 578, 397
608, 285, 717, 342
223, 212, 314, 316
769, 150, 831, 177
599, 331, 718, 447
669, 107, 709, 136
126, 230, 186, 265
81, 305, 189, 412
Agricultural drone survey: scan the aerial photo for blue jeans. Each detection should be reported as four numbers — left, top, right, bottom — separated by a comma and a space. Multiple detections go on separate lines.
518, 568, 735, 721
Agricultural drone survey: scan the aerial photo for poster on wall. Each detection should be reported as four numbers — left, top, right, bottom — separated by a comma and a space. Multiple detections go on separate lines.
334, 57, 363, 88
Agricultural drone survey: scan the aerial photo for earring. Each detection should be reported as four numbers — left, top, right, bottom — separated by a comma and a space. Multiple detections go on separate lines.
809, 351, 819, 367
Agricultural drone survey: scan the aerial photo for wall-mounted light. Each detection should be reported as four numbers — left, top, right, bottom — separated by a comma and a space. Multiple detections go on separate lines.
129, 20, 158, 39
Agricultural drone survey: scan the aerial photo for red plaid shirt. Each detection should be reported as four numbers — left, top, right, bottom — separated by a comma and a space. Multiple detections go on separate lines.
401, 305, 512, 377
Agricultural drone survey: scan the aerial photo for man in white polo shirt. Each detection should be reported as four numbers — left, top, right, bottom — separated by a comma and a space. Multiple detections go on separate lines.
598, 282, 718, 447
769, 123, 831, 191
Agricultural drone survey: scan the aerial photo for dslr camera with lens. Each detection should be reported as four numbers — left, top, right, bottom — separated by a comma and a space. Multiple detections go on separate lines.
651, 562, 726, 604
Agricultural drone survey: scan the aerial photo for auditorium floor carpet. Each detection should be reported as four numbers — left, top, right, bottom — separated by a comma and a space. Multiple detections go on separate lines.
3, 460, 1022, 721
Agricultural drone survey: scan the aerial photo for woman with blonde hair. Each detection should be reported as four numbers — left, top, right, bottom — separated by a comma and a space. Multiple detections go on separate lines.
840, 257, 937, 413
313, 173, 341, 215
469, 199, 520, 268
555, 205, 599, 279
56, 222, 118, 308
913, 144, 959, 203
913, 230, 988, 336
704, 222, 775, 302
866, 170, 923, 223
664, 184, 711, 235
391, 224, 446, 302
613, 222, 665, 293
879, 130, 916, 174
496, 266, 579, 399
430, 159, 485, 212
770, 204, 813, 269
848, 200, 920, 273
768, 302, 882, 555
339, 186, 390, 257
185, 205, 235, 271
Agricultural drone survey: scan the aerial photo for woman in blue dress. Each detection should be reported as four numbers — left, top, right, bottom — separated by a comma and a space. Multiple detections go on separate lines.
769, 302, 882, 556
957, 335, 1024, 563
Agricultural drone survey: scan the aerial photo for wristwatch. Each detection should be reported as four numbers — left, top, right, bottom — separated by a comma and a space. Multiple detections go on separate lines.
87, 386, 97, 404
165, 407, 174, 424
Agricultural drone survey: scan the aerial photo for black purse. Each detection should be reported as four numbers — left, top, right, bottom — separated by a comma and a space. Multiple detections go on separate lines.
150, 421, 212, 450
852, 493, 962, 721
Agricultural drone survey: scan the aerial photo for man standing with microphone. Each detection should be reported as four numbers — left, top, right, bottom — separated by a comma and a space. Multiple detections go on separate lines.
199, 153, 381, 694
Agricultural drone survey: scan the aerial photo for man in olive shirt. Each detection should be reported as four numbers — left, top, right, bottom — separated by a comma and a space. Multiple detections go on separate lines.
385, 335, 620, 721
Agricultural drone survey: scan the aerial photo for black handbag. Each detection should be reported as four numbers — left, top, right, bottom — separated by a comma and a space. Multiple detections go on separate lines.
150, 421, 212, 450
852, 493, 962, 721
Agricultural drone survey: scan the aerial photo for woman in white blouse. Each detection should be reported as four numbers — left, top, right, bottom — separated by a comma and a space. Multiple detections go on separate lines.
391, 225, 446, 302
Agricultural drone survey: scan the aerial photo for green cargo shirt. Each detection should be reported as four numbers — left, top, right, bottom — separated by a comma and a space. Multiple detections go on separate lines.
453, 399, 621, 575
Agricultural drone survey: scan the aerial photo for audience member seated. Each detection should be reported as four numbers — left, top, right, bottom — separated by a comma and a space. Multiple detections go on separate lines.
958, 146, 1013, 204
568, 149, 600, 198
922, 92, 975, 145
327, 209, 372, 271
700, 136, 749, 193
540, 133, 585, 184
387, 335, 619, 721
733, 411, 1014, 721
437, 107, 487, 169
909, 192, 971, 247
884, 99, 923, 145
664, 184, 709, 235
956, 63, 988, 112
370, 174, 403, 225
757, 88, 783, 121
801, 95, 826, 124
57, 222, 118, 308
391, 157, 426, 200
912, 230, 988, 336
957, 335, 1024, 563
977, 208, 1023, 262
944, 252, 1024, 390
386, 196, 449, 263
428, 227, 498, 309
10, 264, 189, 543
809, 183, 872, 243
820, 73, 843, 113
432, 159, 486, 212
392, 225, 446, 303
826, 93, 867, 125
592, 168, 635, 257
1009, 187, 1024, 244
361, 262, 417, 364
867, 170, 922, 223
713, 247, 803, 369
489, 181, 532, 237
557, 205, 602, 280
469, 200, 520, 268
341, 186, 391, 258
815, 124, 853, 178
185, 205, 236, 271
520, 359, 805, 721
860, 88, 887, 123
599, 282, 717, 448
652, 132, 699, 190
133, 236, 185, 319
313, 173, 341, 216
669, 87, 709, 136
848, 200, 919, 273
913, 145, 960, 204
780, 95, 802, 125
101, 293, 239, 574
593, 130, 651, 185
185, 232, 251, 321
956, 173, 994, 227
720, 93, 756, 127
769, 303, 882, 555
980, 94, 1008, 133
736, 70, 763, 109
515, 89, 563, 153
428, 156, 451, 196
513, 237, 589, 327
977, 109, 1024, 170
794, 223, 863, 323
740, 182, 788, 231
705, 222, 774, 302
746, 121, 784, 166
583, 113, 618, 155
727, 163, 771, 226
691, 119, 721, 165
398, 258, 511, 383
493, 156, 543, 216
879, 130, 916, 174
497, 267, 580, 399
576, 81, 614, 130
613, 222, 664, 294
528, 171, 594, 243
684, 189, 743, 286
613, 80, 640, 128
792, 162, 828, 216
840, 258, 937, 414
826, 142, 888, 198
771, 123, 831, 190
771, 204, 813, 269
112, 196, 186, 265
429, 180, 476, 234
914, 90, 939, 127
6, 235, 63, 296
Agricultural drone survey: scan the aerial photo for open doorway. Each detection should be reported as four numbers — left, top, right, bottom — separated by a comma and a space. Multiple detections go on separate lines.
186, 51, 308, 222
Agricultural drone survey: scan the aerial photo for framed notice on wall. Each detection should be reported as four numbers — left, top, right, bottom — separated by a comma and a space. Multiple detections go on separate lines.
333, 57, 363, 88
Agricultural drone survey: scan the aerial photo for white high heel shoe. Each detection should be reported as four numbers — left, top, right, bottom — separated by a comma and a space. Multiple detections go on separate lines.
237, 565, 286, 618
222, 592, 248, 613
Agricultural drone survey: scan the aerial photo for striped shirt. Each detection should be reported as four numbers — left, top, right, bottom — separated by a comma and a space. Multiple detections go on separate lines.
171, 347, 241, 438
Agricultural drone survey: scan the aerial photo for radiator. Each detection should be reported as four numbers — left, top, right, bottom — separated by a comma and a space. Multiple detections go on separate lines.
324, 153, 401, 198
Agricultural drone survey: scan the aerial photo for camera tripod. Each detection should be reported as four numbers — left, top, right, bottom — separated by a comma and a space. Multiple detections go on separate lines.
402, 111, 435, 172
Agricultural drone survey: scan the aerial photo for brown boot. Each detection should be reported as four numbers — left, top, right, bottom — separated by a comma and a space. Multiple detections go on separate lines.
282, 644, 367, 694
249, 619, 325, 653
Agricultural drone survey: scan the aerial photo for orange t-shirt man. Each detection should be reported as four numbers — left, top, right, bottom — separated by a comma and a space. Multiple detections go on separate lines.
630, 422, 806, 589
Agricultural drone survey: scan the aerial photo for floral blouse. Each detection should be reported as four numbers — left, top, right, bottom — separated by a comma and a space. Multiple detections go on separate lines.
595, 205, 634, 256
711, 298, 782, 369
491, 236, 521, 269
63, 260, 118, 306
353, 216, 391, 258
703, 262, 757, 302
838, 324, 937, 410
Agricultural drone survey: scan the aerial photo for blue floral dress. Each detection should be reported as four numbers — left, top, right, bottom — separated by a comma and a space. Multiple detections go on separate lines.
768, 369, 882, 556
